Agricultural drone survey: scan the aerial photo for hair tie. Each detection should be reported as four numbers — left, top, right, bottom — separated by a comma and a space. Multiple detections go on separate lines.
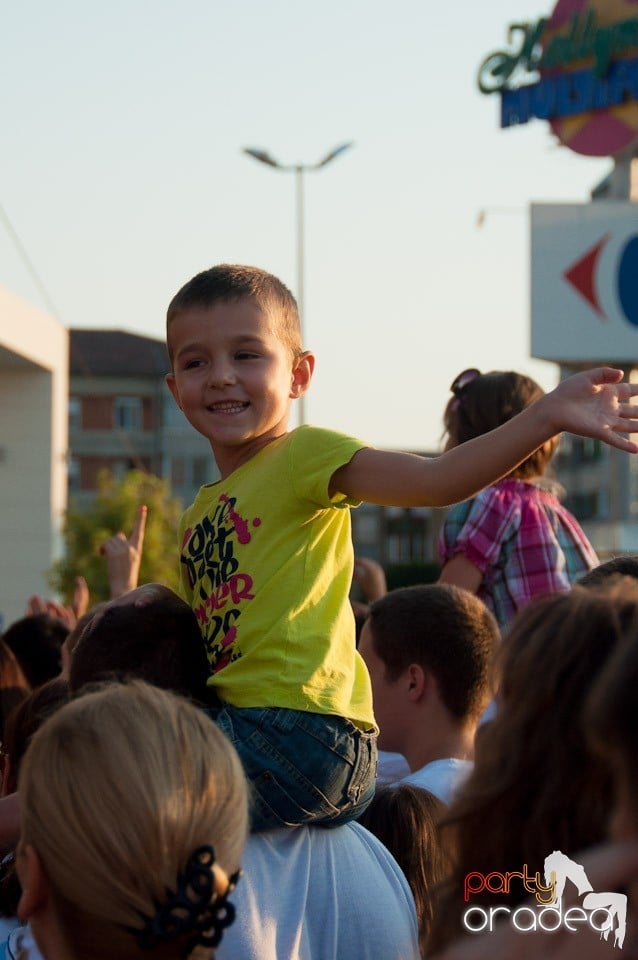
132, 845, 240, 953
450, 367, 481, 400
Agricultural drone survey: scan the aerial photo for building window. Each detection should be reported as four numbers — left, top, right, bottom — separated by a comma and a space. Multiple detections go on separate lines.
68, 457, 80, 494
162, 393, 187, 428
563, 490, 602, 522
572, 438, 602, 464
69, 397, 82, 432
352, 507, 381, 547
114, 397, 142, 431
555, 436, 605, 468
112, 459, 137, 481
192, 457, 210, 487
171, 457, 186, 488
386, 508, 427, 564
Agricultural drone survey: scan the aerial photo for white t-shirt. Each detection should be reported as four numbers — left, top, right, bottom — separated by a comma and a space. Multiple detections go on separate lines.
376, 749, 411, 786
217, 822, 421, 960
400, 757, 473, 805
2, 924, 39, 960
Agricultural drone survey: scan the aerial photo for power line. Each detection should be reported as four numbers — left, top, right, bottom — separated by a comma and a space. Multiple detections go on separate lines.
0, 201, 61, 319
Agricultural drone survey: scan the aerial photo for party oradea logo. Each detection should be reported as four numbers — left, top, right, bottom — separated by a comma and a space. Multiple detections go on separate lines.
463, 850, 627, 949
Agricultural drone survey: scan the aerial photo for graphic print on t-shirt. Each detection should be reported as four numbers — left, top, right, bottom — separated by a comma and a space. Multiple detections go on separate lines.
180, 492, 261, 673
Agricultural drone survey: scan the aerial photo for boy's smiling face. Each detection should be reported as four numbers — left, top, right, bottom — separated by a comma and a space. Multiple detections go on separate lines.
166, 297, 314, 478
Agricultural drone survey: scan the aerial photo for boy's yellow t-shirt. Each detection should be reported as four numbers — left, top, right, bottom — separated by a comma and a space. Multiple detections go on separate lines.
178, 425, 376, 729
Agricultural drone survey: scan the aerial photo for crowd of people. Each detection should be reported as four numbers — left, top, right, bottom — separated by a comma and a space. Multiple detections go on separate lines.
4, 263, 638, 959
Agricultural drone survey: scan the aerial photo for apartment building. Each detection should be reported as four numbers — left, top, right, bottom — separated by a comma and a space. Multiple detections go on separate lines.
69, 329, 219, 510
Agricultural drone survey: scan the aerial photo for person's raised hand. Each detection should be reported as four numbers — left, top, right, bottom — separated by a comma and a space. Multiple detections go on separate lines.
100, 504, 147, 598
353, 557, 388, 603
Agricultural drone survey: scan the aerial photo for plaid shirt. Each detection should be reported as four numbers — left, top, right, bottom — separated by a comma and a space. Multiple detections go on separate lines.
438, 478, 599, 630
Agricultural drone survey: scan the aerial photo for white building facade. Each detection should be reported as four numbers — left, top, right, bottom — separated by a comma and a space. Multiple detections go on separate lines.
0, 288, 68, 629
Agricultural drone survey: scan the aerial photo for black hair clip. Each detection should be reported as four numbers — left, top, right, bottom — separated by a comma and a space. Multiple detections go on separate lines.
132, 845, 241, 953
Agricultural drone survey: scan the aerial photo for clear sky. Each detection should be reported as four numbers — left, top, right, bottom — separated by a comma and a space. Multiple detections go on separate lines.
1, 0, 611, 449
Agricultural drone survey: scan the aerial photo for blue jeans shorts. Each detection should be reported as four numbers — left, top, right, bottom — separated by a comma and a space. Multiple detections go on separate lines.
206, 705, 378, 833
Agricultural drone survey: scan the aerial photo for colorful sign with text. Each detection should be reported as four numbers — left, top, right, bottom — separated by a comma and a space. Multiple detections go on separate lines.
478, 0, 638, 156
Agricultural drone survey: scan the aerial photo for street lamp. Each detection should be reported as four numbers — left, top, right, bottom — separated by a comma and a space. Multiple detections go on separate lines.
242, 142, 354, 424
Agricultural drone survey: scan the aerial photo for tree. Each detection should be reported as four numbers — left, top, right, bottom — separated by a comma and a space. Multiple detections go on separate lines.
50, 470, 184, 604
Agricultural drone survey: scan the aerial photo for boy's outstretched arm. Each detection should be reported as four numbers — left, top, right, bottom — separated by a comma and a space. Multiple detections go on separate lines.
331, 368, 638, 508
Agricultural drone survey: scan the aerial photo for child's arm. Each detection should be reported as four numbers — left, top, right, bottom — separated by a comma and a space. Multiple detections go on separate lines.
331, 368, 638, 507
438, 555, 483, 593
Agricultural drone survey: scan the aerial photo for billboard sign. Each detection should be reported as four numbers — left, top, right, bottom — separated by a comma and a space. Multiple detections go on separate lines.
479, 0, 638, 157
531, 202, 638, 361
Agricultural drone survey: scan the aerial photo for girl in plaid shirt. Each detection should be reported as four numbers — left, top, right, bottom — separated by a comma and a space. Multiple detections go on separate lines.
438, 369, 599, 631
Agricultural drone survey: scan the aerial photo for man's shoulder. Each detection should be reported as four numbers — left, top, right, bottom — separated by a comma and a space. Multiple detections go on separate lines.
216, 824, 420, 960
401, 757, 474, 804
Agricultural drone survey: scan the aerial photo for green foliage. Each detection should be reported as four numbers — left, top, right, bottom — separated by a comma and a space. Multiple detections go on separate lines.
50, 470, 183, 604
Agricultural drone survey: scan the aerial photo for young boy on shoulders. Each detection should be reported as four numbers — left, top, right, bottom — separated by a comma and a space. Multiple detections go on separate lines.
165, 263, 638, 831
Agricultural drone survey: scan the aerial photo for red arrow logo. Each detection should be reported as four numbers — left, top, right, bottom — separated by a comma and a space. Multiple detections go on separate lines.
563, 234, 610, 320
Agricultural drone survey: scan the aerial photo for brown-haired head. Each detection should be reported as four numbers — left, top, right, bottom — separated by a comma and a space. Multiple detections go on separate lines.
0, 640, 29, 743
166, 264, 302, 365
428, 583, 638, 953
443, 369, 557, 480
2, 677, 70, 796
2, 614, 68, 688
358, 784, 451, 957
366, 584, 499, 725
69, 585, 212, 706
578, 556, 638, 589
585, 578, 638, 822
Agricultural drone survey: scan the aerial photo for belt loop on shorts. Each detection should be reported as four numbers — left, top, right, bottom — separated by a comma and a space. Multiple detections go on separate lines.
270, 707, 298, 733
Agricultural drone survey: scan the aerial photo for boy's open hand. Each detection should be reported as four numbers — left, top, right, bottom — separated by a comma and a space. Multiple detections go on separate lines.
545, 368, 638, 454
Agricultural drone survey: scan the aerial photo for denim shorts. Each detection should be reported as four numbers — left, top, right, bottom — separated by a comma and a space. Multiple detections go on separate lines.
207, 705, 378, 833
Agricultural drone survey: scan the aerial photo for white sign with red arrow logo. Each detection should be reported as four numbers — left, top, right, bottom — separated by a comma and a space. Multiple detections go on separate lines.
531, 202, 638, 362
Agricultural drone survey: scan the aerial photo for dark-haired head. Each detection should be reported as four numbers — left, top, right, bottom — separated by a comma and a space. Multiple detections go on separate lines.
69, 584, 212, 705
2, 678, 71, 796
578, 555, 638, 589
365, 584, 498, 725
2, 614, 68, 688
586, 595, 638, 842
359, 784, 450, 956
443, 369, 557, 480
0, 640, 29, 742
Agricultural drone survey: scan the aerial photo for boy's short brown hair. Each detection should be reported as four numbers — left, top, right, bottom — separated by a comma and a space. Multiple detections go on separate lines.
166, 264, 302, 363
366, 584, 499, 723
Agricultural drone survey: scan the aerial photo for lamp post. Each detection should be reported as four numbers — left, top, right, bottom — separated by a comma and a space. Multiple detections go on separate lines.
242, 143, 354, 424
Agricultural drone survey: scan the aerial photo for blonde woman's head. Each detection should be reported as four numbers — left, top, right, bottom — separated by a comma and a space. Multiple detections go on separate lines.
17, 681, 248, 960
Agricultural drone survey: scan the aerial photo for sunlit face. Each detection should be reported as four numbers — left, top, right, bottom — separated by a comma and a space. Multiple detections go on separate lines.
166, 299, 312, 477
358, 619, 407, 754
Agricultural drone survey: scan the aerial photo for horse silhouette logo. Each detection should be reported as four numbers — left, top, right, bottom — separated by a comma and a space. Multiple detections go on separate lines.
544, 850, 627, 949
